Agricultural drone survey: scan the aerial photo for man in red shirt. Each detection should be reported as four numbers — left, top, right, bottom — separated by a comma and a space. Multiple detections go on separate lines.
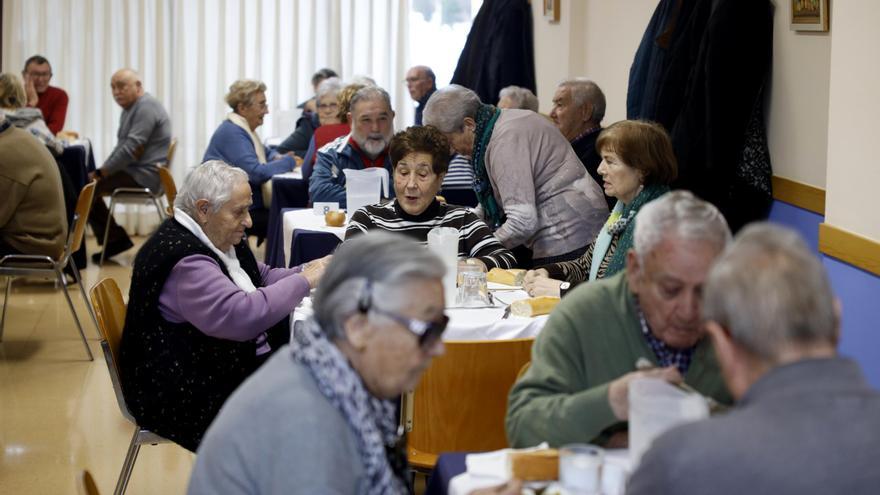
22, 55, 68, 135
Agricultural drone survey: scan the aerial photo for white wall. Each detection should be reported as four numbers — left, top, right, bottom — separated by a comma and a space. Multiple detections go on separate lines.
824, 0, 880, 241
531, 0, 831, 189
766, 0, 832, 188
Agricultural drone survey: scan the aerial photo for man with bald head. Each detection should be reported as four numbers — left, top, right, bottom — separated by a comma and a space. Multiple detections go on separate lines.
405, 65, 436, 125
89, 68, 171, 262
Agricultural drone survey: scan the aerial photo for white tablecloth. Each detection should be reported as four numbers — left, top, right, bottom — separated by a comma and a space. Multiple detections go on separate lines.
449, 448, 631, 495
282, 208, 346, 267
291, 289, 547, 342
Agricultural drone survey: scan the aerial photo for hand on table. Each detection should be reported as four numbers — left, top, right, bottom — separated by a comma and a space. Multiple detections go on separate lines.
607, 366, 683, 420
522, 269, 562, 297
301, 255, 332, 288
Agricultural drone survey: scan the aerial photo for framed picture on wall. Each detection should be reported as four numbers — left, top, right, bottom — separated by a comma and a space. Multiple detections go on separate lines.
791, 0, 829, 32
543, 0, 560, 23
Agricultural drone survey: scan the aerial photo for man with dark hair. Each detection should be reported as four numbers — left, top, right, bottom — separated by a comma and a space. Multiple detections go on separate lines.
405, 65, 436, 125
22, 55, 68, 135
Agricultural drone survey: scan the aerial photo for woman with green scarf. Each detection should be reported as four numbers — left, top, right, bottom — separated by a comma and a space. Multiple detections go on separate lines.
523, 120, 677, 297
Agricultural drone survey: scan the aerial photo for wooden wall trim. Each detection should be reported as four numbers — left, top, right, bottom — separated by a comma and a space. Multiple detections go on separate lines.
772, 175, 826, 215
819, 223, 880, 277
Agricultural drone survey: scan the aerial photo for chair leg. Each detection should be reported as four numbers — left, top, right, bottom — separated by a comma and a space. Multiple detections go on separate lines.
72, 264, 101, 339
115, 428, 142, 495
151, 197, 166, 222
58, 269, 93, 361
0, 276, 10, 342
100, 197, 117, 266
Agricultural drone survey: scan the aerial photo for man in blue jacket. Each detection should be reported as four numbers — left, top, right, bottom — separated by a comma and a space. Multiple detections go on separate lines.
309, 86, 395, 207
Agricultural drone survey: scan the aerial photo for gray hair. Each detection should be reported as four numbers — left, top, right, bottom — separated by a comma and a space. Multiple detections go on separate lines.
225, 79, 266, 110
316, 77, 343, 100
498, 85, 539, 112
349, 85, 392, 115
313, 232, 446, 340
633, 190, 731, 262
349, 75, 377, 87
423, 84, 482, 133
410, 65, 436, 86
175, 161, 249, 215
558, 78, 606, 124
703, 223, 838, 361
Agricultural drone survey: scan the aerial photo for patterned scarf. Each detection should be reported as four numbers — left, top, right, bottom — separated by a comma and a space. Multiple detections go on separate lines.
290, 319, 408, 494
470, 104, 504, 229
604, 183, 669, 276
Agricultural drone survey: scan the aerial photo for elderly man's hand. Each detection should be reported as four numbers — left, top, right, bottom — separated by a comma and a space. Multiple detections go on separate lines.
301, 255, 332, 288
607, 366, 683, 421
522, 268, 562, 297
285, 152, 303, 168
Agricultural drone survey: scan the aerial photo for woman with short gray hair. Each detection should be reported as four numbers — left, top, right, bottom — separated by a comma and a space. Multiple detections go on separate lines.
121, 160, 329, 452
277, 77, 344, 157
189, 232, 448, 494
424, 84, 609, 266
203, 78, 299, 241
498, 85, 539, 112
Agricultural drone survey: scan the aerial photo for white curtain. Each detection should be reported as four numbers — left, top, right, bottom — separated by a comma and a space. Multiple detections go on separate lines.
2, 0, 411, 233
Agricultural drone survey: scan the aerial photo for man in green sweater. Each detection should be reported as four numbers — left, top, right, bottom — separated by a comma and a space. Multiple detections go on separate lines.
506, 191, 733, 448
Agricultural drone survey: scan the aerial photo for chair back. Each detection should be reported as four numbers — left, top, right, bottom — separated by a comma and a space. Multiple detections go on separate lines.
405, 338, 534, 469
80, 470, 100, 495
68, 181, 96, 255
158, 167, 177, 215
89, 278, 134, 422
166, 137, 178, 166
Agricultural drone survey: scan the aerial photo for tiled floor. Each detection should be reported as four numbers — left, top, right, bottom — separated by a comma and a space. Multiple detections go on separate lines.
0, 237, 197, 494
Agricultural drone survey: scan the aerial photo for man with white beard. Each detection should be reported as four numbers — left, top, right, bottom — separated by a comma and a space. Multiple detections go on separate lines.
309, 86, 396, 207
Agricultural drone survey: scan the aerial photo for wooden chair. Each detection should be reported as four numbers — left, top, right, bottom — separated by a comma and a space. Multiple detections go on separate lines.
157, 167, 177, 217
0, 181, 99, 360
98, 138, 177, 265
90, 278, 170, 495
403, 338, 534, 471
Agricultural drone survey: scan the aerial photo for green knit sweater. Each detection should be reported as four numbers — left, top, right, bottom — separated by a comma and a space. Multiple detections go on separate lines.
506, 272, 732, 448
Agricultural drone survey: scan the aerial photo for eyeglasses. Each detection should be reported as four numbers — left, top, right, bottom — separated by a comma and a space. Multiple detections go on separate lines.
369, 306, 448, 349
404, 76, 425, 84
26, 71, 52, 79
317, 102, 338, 110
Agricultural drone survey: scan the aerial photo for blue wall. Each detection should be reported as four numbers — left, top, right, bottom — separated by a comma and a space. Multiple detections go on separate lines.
768, 200, 880, 389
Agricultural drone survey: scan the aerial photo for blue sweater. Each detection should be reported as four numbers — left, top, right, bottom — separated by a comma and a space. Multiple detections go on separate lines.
203, 120, 296, 209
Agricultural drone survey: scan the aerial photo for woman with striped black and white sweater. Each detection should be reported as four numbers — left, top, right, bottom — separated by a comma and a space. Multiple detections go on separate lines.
345, 126, 516, 270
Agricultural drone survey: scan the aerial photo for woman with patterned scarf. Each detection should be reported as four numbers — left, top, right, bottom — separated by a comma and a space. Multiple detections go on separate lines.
189, 231, 448, 495
423, 85, 610, 267
523, 120, 677, 297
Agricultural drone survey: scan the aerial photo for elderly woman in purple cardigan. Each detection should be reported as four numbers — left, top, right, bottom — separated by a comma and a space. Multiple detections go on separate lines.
119, 160, 329, 452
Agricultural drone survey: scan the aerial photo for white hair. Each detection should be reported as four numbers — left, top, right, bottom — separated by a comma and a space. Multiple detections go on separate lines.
316, 77, 343, 100
175, 161, 249, 216
422, 84, 482, 133
558, 78, 606, 123
498, 85, 539, 112
633, 190, 731, 262
703, 223, 838, 361
313, 232, 446, 340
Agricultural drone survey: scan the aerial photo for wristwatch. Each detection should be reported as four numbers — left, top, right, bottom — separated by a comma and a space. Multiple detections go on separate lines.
559, 281, 571, 296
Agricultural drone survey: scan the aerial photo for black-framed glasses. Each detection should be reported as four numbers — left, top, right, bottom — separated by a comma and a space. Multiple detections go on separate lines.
370, 306, 448, 349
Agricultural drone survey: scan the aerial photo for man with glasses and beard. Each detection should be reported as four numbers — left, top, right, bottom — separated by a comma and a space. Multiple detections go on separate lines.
309, 86, 396, 208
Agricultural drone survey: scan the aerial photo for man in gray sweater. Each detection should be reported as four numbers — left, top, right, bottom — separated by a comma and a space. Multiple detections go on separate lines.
89, 68, 171, 262
627, 224, 880, 494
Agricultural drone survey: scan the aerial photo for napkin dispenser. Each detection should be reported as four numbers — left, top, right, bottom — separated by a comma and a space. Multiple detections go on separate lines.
343, 167, 389, 217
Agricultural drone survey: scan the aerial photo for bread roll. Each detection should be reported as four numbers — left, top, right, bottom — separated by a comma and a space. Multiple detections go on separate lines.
324, 210, 346, 227
509, 449, 559, 481
487, 268, 526, 286
510, 296, 560, 317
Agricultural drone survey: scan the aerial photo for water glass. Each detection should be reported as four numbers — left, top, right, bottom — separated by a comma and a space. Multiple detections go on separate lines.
559, 444, 604, 495
456, 265, 489, 307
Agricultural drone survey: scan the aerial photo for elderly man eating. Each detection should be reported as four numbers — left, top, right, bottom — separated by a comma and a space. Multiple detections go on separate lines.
627, 224, 880, 494
423, 85, 608, 267
309, 86, 395, 207
121, 161, 329, 452
506, 191, 732, 448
